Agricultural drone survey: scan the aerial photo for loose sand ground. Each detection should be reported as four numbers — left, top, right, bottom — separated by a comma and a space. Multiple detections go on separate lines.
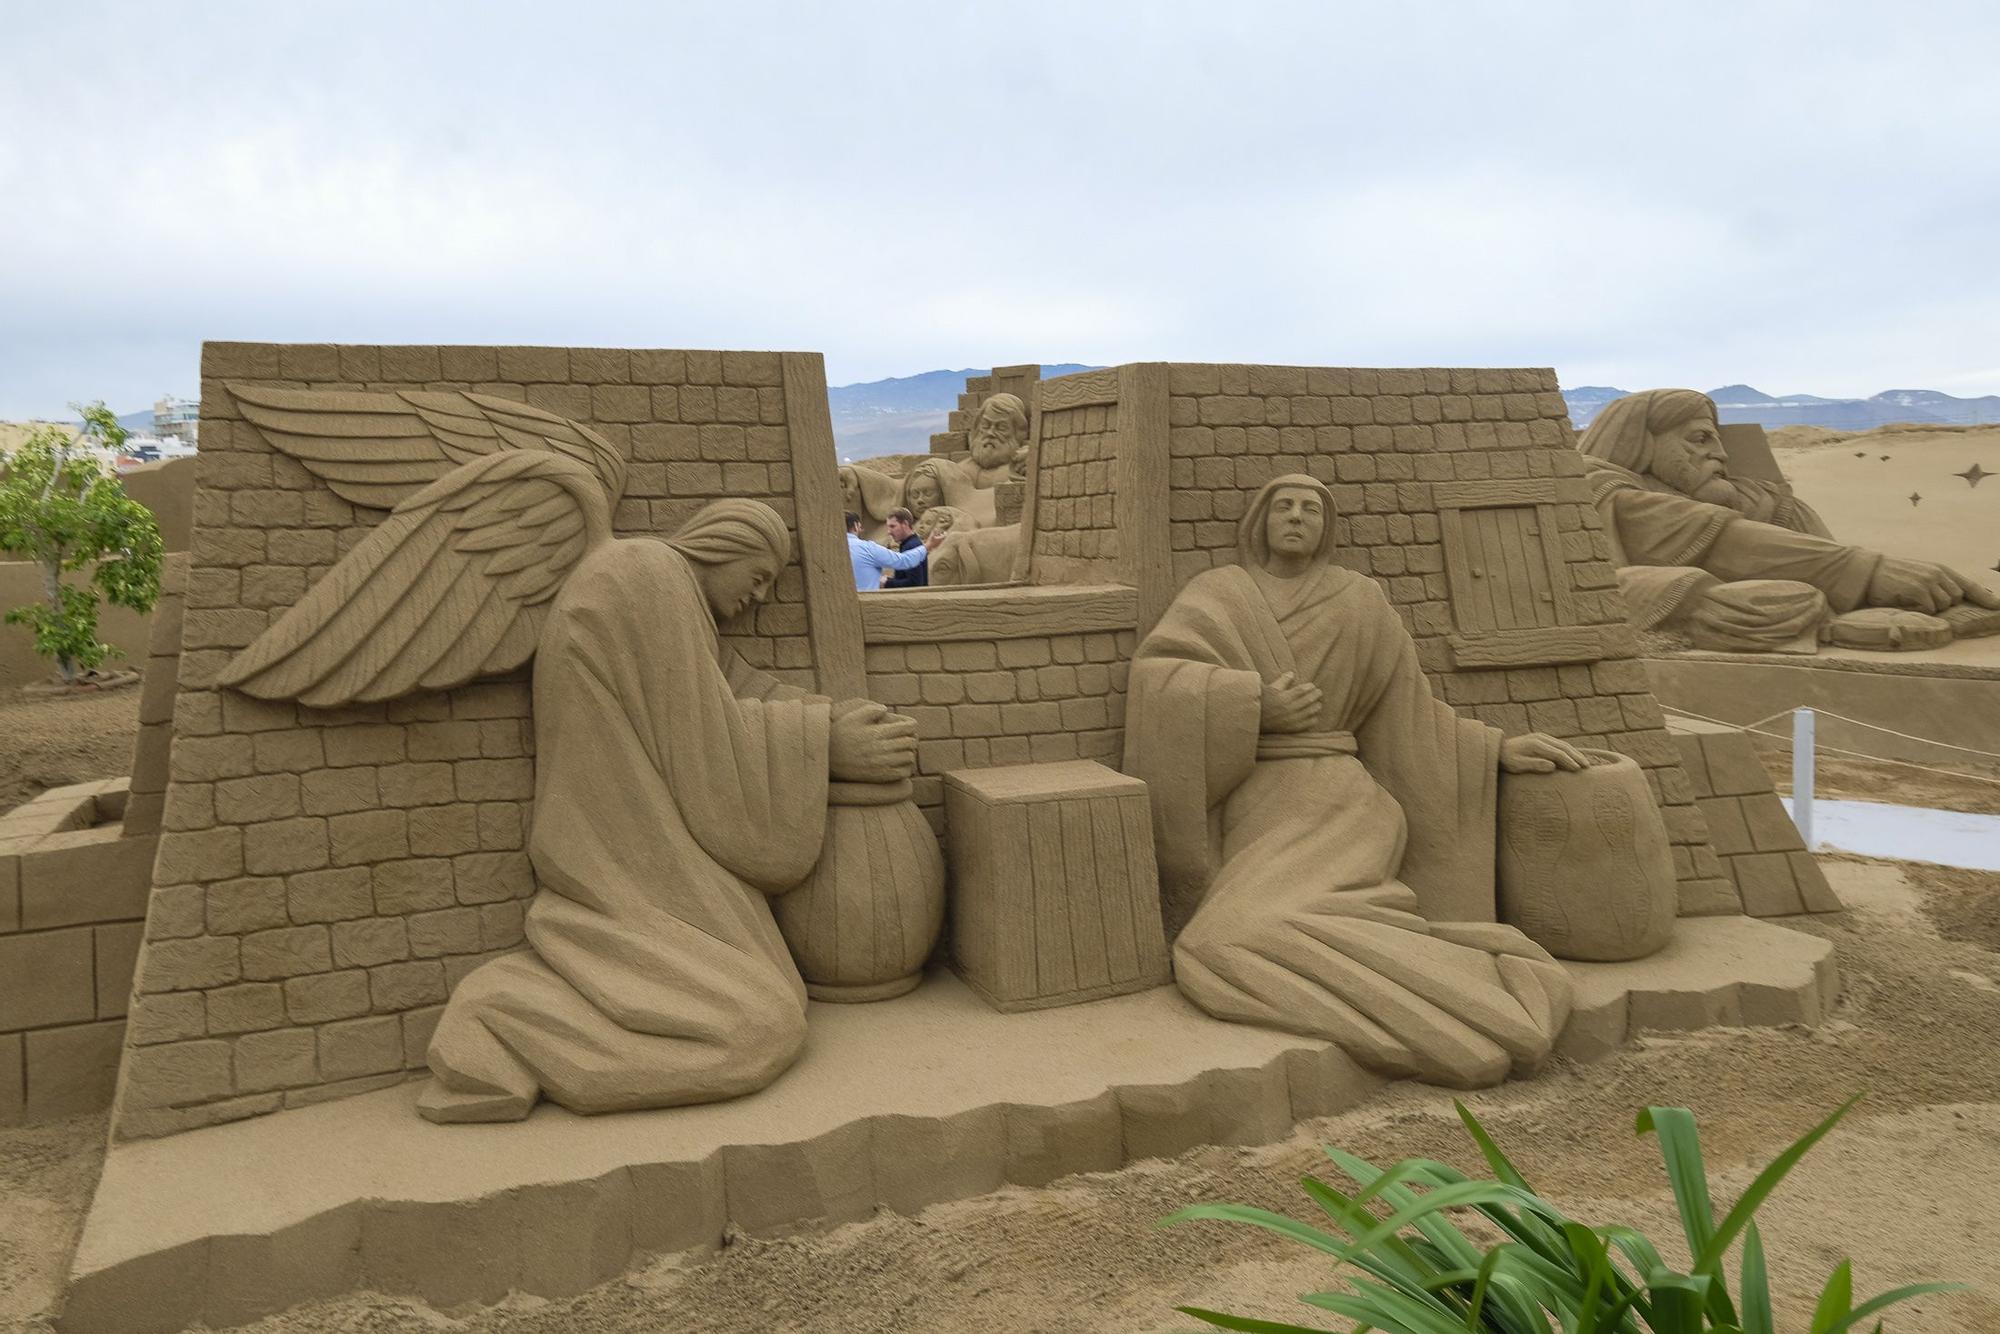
3, 854, 1995, 1333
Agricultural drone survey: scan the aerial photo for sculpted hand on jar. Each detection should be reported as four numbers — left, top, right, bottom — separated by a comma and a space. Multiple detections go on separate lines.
1499, 733, 1590, 774
828, 700, 918, 783
1259, 670, 1323, 735
1865, 557, 2000, 614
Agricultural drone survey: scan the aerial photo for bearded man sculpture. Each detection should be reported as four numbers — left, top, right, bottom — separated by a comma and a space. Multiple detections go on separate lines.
214, 385, 922, 1123
960, 391, 1030, 488
1123, 474, 1586, 1089
1580, 390, 2000, 650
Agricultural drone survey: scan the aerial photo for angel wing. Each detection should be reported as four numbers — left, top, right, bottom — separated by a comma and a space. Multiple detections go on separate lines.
231, 383, 627, 511
218, 450, 614, 707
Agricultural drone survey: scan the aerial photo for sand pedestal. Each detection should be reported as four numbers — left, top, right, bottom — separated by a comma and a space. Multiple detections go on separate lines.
60, 916, 1835, 1333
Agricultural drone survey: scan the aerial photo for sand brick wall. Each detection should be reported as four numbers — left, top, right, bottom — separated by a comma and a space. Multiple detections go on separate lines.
1030, 400, 1123, 579
864, 627, 1132, 833
112, 344, 838, 1139
1020, 364, 1737, 915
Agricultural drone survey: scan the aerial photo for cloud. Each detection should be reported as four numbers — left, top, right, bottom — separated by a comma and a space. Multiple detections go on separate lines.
3, 1, 1999, 415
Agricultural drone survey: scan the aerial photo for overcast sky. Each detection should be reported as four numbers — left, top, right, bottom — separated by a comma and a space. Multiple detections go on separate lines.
4, 1, 1999, 419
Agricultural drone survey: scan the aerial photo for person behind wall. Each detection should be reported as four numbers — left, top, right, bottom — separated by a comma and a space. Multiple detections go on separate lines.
882, 507, 928, 589
847, 510, 934, 591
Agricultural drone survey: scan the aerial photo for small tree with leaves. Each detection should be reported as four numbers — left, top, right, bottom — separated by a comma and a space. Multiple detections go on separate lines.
0, 402, 164, 684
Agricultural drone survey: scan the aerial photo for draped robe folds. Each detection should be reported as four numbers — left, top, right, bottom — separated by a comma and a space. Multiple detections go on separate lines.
1584, 462, 1878, 636
420, 538, 831, 1121
1123, 564, 1573, 1089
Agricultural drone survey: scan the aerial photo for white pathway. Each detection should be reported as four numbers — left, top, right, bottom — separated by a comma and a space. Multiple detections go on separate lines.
1784, 797, 2000, 872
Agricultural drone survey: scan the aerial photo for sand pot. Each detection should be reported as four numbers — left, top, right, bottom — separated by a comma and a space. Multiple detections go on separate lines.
776, 779, 945, 1001
1497, 749, 1676, 962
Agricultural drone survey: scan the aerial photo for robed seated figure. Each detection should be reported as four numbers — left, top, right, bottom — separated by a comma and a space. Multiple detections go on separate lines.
1579, 390, 2000, 650
1123, 474, 1588, 1089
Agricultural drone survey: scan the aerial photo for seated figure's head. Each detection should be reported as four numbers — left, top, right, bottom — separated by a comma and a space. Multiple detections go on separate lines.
968, 393, 1029, 473
839, 466, 862, 514
902, 458, 952, 518
669, 499, 791, 624
1238, 473, 1337, 574
1579, 390, 1736, 506
914, 505, 969, 540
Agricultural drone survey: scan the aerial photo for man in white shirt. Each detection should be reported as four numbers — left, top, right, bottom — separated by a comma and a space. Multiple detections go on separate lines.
847, 510, 934, 591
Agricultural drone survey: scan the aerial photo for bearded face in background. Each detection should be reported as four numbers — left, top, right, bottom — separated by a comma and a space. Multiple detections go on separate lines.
1645, 414, 1742, 509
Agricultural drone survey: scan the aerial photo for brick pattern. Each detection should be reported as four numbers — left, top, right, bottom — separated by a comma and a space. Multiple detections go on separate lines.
123, 554, 187, 838
1674, 731, 1839, 915
863, 631, 1132, 835
1, 779, 150, 1124
1030, 401, 1122, 578
114, 344, 820, 1138
929, 365, 1040, 457
1019, 364, 1735, 916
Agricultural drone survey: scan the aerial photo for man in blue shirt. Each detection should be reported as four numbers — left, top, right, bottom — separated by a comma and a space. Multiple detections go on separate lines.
882, 507, 928, 589
847, 510, 932, 591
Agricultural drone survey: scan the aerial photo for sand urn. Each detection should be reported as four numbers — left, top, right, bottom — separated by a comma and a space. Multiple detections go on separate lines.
1496, 748, 1676, 962
774, 777, 946, 1001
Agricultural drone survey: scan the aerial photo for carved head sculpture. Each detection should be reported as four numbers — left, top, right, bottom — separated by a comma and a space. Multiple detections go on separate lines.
901, 458, 953, 518
667, 499, 792, 624
967, 393, 1029, 472
1579, 390, 1737, 507
1238, 473, 1337, 574
914, 505, 970, 541
839, 462, 902, 524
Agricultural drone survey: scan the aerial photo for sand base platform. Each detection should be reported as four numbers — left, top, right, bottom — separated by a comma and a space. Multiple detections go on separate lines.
1646, 638, 2000, 763
60, 916, 1835, 1332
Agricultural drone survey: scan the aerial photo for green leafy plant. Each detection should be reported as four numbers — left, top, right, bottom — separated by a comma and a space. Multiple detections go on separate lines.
0, 401, 163, 683
1161, 1095, 1963, 1333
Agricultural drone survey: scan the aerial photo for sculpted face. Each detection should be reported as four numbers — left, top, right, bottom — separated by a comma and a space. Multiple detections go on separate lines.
1263, 486, 1326, 563
839, 467, 862, 513
1648, 416, 1735, 504
905, 472, 943, 516
698, 550, 781, 624
969, 398, 1026, 470
915, 506, 964, 540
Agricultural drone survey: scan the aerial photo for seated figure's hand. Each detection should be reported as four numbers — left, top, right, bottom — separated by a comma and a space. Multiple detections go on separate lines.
1259, 671, 1322, 734
829, 701, 918, 783
1865, 557, 2000, 614
1499, 733, 1590, 774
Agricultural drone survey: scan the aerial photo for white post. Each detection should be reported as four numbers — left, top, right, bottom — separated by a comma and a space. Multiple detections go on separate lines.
1792, 707, 1815, 850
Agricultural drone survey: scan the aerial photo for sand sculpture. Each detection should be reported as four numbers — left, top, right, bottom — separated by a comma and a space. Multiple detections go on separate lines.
931, 523, 1022, 587
1123, 475, 1594, 1089
1496, 749, 1677, 961
213, 386, 934, 1122
1579, 389, 2000, 651
913, 504, 970, 542
962, 391, 1032, 487
900, 456, 998, 529
839, 461, 901, 543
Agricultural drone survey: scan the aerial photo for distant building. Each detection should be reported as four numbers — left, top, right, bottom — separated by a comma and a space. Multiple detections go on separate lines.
153, 394, 198, 446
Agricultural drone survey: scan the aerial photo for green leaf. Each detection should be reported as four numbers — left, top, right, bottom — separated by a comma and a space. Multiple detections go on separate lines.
1696, 1095, 1861, 1279
1454, 1099, 1536, 1193
1160, 1204, 1348, 1258
1809, 1259, 1853, 1333
1817, 1281, 1971, 1333
1174, 1306, 1335, 1333
1635, 1107, 1738, 1328
1738, 1222, 1773, 1334
1644, 1269, 1711, 1334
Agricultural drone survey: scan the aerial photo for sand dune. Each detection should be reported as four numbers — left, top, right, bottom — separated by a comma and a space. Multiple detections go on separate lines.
1773, 423, 2000, 596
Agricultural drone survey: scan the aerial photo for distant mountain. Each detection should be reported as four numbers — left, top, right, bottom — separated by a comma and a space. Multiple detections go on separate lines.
1564, 385, 2000, 431
829, 364, 1100, 460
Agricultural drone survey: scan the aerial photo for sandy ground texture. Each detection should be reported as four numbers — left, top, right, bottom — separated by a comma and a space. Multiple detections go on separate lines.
1, 856, 1994, 1334
1770, 423, 2000, 598
0, 684, 140, 811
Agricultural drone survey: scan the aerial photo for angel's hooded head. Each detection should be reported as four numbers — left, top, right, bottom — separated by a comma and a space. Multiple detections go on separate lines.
669, 499, 792, 624
1237, 473, 1337, 572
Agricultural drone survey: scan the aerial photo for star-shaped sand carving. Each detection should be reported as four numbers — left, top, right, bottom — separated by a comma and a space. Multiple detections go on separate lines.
1881, 454, 1892, 461
1855, 450, 1867, 457
1909, 492, 1923, 506
1956, 463, 1993, 488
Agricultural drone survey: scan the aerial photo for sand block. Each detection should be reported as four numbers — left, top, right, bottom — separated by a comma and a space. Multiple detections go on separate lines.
944, 761, 1171, 1011
64, 920, 1833, 1331
1557, 915, 1837, 1062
